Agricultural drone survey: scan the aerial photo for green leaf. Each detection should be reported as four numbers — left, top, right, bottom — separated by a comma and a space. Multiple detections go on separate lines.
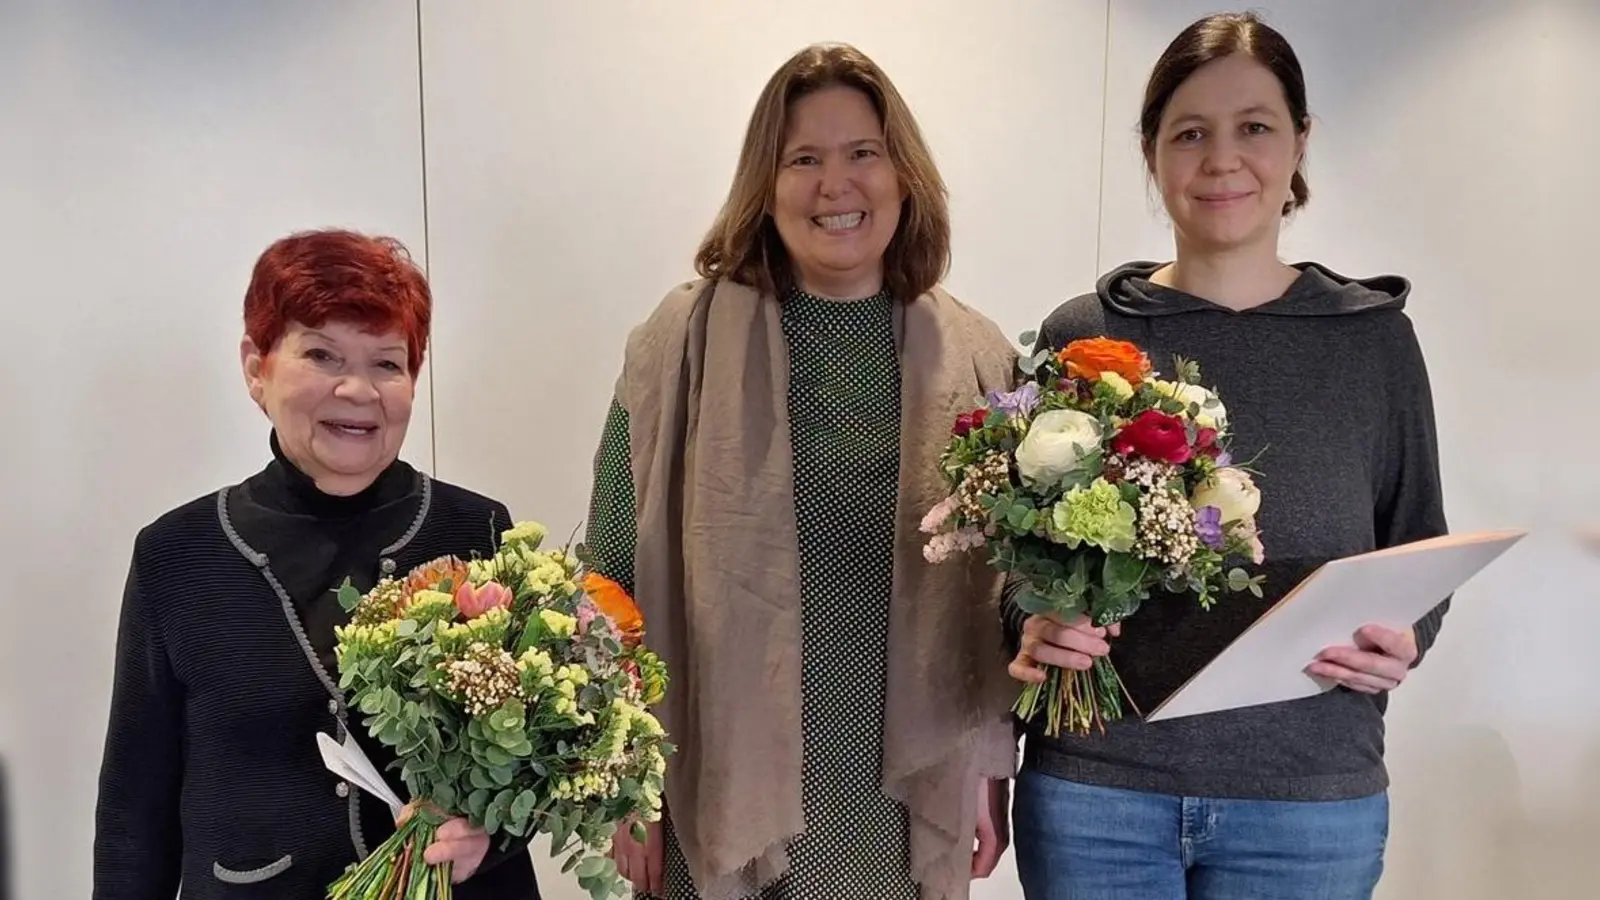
394, 618, 418, 638
512, 789, 537, 824
484, 801, 503, 834
470, 766, 497, 791
575, 855, 609, 879
631, 820, 648, 843
483, 745, 512, 768
336, 578, 363, 613
1018, 329, 1038, 348
1102, 553, 1148, 597
468, 788, 492, 822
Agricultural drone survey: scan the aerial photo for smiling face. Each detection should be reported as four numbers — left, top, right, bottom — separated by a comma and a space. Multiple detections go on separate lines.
1148, 53, 1307, 255
771, 85, 905, 299
241, 320, 415, 495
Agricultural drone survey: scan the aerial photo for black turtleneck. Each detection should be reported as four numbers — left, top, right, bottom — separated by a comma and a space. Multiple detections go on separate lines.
228, 432, 422, 677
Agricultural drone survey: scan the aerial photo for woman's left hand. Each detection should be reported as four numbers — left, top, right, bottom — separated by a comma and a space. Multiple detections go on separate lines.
400, 802, 492, 883
1306, 624, 1417, 694
972, 778, 1010, 878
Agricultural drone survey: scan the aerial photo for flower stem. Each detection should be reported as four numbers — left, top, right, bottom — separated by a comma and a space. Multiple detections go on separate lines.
1013, 658, 1137, 738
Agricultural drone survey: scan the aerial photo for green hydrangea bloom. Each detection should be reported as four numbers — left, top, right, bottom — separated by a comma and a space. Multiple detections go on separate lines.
1048, 479, 1138, 552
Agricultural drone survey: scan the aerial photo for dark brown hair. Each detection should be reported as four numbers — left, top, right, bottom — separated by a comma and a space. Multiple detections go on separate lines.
1140, 12, 1311, 216
694, 43, 950, 301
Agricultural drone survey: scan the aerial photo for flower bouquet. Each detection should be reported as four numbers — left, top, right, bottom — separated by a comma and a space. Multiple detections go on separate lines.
326, 521, 672, 899
921, 335, 1267, 737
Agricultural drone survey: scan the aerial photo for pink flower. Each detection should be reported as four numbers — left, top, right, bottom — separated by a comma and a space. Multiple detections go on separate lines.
920, 495, 959, 534
575, 598, 599, 634
454, 580, 512, 619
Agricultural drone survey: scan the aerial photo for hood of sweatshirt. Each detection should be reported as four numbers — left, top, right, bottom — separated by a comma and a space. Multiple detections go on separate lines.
1096, 260, 1410, 318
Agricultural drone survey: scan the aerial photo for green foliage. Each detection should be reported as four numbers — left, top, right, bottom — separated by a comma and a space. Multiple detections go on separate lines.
330, 523, 672, 899
924, 333, 1270, 738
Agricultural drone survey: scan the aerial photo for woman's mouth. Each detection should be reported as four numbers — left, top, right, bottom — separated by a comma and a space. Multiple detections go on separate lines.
322, 420, 379, 439
813, 211, 866, 234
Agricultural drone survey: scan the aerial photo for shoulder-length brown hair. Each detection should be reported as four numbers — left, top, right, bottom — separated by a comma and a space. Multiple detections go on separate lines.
694, 43, 950, 302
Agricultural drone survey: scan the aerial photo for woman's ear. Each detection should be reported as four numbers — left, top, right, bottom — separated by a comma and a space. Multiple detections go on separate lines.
240, 336, 267, 410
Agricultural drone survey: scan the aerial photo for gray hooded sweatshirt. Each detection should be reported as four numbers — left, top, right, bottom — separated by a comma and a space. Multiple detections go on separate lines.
1003, 260, 1449, 801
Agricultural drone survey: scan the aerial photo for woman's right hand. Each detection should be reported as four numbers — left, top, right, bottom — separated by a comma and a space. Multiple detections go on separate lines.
611, 815, 664, 896
1008, 612, 1120, 683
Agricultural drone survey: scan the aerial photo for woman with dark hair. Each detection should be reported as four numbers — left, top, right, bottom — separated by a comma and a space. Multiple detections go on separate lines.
587, 42, 1018, 900
92, 229, 541, 899
1005, 12, 1449, 899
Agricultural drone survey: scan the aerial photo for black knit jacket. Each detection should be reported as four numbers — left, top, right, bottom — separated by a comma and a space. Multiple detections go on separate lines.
92, 446, 541, 899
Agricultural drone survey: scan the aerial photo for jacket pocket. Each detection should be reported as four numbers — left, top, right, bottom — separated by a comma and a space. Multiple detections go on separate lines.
212, 854, 293, 884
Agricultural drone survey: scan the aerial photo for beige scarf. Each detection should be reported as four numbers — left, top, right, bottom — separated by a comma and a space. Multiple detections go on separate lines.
616, 277, 1019, 900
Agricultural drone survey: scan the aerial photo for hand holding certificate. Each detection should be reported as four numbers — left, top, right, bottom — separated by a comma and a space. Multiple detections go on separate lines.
1144, 529, 1526, 722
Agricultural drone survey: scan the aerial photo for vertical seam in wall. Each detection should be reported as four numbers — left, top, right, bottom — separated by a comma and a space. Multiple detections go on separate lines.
414, 0, 438, 477
1093, 0, 1113, 276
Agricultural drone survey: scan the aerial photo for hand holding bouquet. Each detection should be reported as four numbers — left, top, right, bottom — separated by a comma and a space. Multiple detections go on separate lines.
327, 522, 672, 899
922, 335, 1267, 737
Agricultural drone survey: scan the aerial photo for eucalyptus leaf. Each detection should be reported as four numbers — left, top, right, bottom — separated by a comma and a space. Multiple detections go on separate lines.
336, 578, 363, 613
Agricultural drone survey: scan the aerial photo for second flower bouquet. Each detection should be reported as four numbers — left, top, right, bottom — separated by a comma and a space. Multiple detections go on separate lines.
922, 335, 1267, 737
327, 521, 672, 899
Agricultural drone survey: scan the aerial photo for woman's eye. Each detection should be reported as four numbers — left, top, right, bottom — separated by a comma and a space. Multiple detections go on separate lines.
1174, 129, 1203, 143
788, 155, 818, 167
306, 349, 336, 363
1243, 122, 1271, 135
378, 360, 405, 373
853, 148, 879, 159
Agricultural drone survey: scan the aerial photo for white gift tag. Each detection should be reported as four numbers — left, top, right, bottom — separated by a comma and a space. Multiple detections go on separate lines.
317, 731, 405, 818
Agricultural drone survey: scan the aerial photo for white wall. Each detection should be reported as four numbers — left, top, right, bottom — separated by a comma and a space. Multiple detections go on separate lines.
3, 2, 1596, 899
0, 2, 432, 898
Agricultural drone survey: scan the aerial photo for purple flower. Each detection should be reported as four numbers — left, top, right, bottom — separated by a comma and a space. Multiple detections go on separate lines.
1194, 505, 1225, 550
1215, 450, 1233, 467
987, 382, 1040, 417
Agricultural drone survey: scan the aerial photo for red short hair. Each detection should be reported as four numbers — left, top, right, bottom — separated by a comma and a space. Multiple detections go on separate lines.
243, 229, 431, 373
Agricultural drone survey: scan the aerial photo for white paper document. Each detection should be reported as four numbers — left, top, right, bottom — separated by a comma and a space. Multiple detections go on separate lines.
317, 730, 405, 818
1145, 529, 1527, 723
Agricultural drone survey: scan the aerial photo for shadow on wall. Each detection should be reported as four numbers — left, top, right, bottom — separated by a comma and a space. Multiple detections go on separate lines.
1381, 725, 1600, 899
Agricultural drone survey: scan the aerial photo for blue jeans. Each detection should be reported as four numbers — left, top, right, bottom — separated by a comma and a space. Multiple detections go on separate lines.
1013, 769, 1388, 900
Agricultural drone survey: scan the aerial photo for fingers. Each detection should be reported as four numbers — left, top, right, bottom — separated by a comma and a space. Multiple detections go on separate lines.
646, 829, 665, 895
1008, 651, 1047, 684
1020, 614, 1113, 671
1355, 624, 1417, 664
1307, 645, 1406, 693
972, 830, 1002, 878
434, 818, 477, 842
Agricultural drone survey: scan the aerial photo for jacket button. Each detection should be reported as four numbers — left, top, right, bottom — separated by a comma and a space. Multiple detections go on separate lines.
336, 781, 350, 798
328, 699, 339, 714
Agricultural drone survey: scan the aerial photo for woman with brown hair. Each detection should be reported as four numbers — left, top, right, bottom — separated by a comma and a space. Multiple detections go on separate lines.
584, 43, 1017, 900
1006, 11, 1449, 900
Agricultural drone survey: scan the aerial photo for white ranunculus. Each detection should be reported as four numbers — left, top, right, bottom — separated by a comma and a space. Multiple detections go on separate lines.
1015, 409, 1102, 488
1155, 380, 1227, 429
1190, 468, 1261, 527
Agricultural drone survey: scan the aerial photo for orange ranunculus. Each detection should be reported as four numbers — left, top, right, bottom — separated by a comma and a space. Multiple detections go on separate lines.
582, 571, 644, 644
402, 555, 471, 600
1058, 337, 1151, 384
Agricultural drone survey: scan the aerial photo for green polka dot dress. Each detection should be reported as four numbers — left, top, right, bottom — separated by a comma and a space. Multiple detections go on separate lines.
585, 287, 919, 899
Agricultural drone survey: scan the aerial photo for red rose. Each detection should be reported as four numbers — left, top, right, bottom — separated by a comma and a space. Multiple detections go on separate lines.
952, 408, 989, 437
1194, 427, 1222, 458
1113, 410, 1192, 464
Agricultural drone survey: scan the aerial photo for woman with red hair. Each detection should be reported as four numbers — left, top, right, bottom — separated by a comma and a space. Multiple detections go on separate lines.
91, 229, 542, 899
